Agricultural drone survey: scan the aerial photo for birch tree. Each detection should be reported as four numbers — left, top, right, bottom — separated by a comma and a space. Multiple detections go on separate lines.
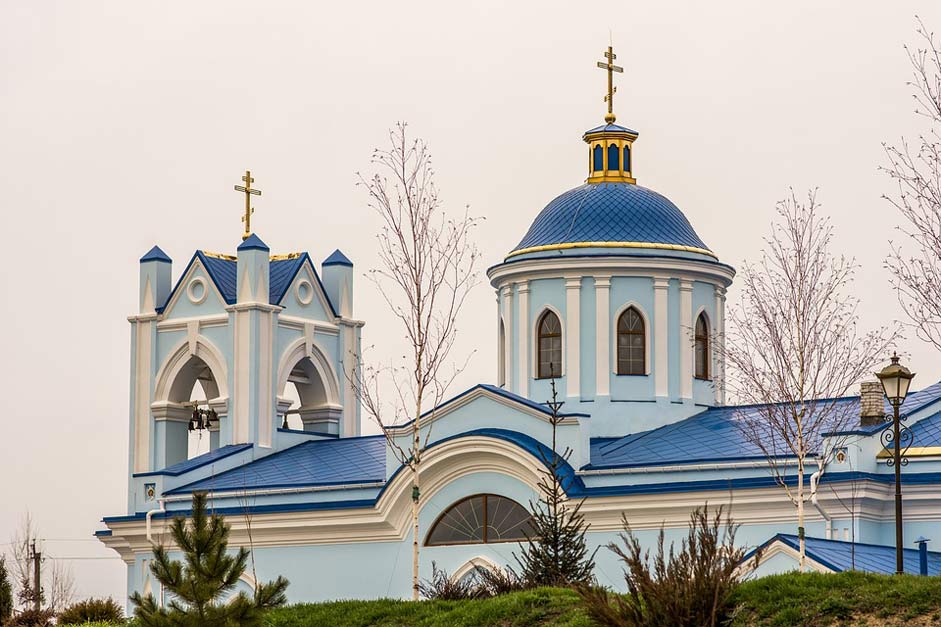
355, 122, 480, 600
884, 18, 941, 348
719, 190, 896, 569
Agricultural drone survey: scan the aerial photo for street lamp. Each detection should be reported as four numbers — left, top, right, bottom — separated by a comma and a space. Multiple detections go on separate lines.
875, 352, 916, 575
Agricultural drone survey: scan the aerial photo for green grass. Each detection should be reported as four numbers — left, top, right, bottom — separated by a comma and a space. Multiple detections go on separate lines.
58, 573, 941, 627
730, 571, 941, 626
263, 587, 593, 627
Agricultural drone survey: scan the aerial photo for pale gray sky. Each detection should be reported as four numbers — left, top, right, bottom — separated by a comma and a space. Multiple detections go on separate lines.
2, 0, 940, 606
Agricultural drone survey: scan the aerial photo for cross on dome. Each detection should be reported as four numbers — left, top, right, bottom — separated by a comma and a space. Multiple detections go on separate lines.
596, 45, 623, 124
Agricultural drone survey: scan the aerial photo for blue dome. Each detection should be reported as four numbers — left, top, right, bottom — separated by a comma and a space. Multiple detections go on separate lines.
509, 182, 713, 258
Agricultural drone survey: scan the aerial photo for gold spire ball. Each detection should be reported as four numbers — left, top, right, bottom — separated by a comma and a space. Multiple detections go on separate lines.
234, 170, 262, 241
596, 45, 623, 124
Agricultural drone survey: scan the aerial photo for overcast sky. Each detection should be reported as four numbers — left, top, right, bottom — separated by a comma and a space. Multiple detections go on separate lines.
3, 0, 941, 606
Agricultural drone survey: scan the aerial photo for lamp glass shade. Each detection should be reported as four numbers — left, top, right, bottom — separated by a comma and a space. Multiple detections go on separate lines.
875, 354, 915, 404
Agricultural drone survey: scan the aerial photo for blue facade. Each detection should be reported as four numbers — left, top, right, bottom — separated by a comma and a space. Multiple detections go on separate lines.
100, 110, 941, 606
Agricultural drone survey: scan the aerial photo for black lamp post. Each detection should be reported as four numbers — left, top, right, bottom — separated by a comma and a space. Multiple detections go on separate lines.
875, 353, 915, 575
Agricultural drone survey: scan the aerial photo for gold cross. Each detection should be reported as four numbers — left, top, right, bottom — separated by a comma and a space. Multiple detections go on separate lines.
596, 45, 623, 124
234, 170, 262, 241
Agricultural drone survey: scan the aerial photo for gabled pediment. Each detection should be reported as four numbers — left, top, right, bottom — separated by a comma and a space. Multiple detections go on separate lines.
158, 253, 229, 318
273, 255, 336, 320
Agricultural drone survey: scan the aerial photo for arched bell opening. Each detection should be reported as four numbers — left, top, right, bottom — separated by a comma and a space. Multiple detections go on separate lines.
154, 354, 225, 468
278, 356, 341, 435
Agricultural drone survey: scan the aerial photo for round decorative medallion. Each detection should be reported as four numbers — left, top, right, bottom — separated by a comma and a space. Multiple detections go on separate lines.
187, 277, 207, 304
296, 279, 313, 305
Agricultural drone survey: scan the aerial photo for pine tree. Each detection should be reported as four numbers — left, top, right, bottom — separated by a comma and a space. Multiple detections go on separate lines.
515, 377, 597, 587
130, 492, 288, 627
0, 556, 13, 623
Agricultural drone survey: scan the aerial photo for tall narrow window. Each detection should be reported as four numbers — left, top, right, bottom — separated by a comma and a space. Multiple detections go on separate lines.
624, 145, 631, 172
592, 144, 604, 171
617, 307, 645, 375
694, 312, 710, 380
537, 310, 562, 379
607, 143, 620, 171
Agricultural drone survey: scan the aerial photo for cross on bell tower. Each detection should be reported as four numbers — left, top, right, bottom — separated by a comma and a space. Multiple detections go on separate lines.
234, 170, 262, 241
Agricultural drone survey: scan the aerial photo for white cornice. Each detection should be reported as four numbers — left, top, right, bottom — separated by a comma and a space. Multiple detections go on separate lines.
157, 314, 229, 331
279, 315, 340, 335
488, 256, 735, 290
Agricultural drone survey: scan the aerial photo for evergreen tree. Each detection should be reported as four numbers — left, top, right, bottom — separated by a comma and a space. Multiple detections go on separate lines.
130, 492, 288, 627
0, 556, 13, 622
515, 377, 597, 587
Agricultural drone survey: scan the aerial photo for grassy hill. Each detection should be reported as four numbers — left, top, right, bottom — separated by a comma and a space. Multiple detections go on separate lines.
59, 572, 941, 626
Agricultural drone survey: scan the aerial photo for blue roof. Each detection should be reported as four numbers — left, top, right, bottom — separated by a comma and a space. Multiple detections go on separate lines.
237, 233, 269, 251
583, 123, 638, 135
168, 436, 387, 493
589, 382, 941, 469
510, 183, 712, 257
157, 251, 336, 314
749, 534, 941, 575
323, 249, 353, 267
140, 245, 171, 263
133, 444, 252, 477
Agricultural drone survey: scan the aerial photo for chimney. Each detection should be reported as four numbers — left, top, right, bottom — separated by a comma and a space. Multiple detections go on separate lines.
859, 380, 885, 427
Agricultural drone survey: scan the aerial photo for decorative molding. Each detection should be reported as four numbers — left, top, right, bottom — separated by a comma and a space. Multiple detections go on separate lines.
186, 277, 208, 305
295, 279, 314, 306
500, 286, 514, 392
489, 256, 734, 291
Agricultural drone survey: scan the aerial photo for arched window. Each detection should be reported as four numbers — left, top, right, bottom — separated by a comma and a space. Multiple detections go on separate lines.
592, 144, 604, 171
607, 143, 620, 171
426, 494, 533, 546
623, 145, 631, 172
617, 307, 645, 375
694, 312, 710, 380
537, 310, 562, 379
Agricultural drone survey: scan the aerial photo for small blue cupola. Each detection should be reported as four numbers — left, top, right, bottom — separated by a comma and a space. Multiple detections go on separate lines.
139, 245, 172, 312
237, 234, 270, 303
322, 249, 353, 317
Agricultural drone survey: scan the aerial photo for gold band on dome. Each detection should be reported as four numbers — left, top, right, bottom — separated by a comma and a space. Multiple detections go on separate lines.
505, 240, 717, 259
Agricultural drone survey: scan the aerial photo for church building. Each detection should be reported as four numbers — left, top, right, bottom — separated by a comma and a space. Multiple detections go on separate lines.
98, 49, 941, 602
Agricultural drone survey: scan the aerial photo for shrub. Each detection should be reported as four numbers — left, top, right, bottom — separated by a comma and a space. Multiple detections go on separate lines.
418, 562, 486, 600
476, 566, 526, 596
4, 608, 55, 626
57, 597, 124, 624
578, 504, 743, 627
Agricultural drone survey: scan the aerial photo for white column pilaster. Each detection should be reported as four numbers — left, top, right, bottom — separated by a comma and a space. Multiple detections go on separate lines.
516, 282, 530, 398
565, 277, 581, 398
595, 276, 611, 397
499, 285, 514, 393
715, 285, 727, 405
679, 279, 694, 400
653, 278, 670, 399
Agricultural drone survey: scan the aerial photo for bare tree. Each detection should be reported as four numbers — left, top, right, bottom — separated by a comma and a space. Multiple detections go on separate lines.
354, 122, 480, 600
47, 560, 74, 613
718, 190, 897, 569
883, 18, 941, 350
8, 513, 75, 612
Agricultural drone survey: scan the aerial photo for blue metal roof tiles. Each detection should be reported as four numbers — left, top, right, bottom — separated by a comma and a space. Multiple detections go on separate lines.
157, 250, 336, 313
168, 436, 387, 494
589, 382, 941, 469
133, 444, 252, 477
510, 183, 712, 256
237, 233, 269, 251
749, 534, 941, 575
583, 123, 638, 135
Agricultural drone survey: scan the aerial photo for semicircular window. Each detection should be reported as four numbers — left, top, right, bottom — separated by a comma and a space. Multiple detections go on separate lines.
426, 494, 533, 546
